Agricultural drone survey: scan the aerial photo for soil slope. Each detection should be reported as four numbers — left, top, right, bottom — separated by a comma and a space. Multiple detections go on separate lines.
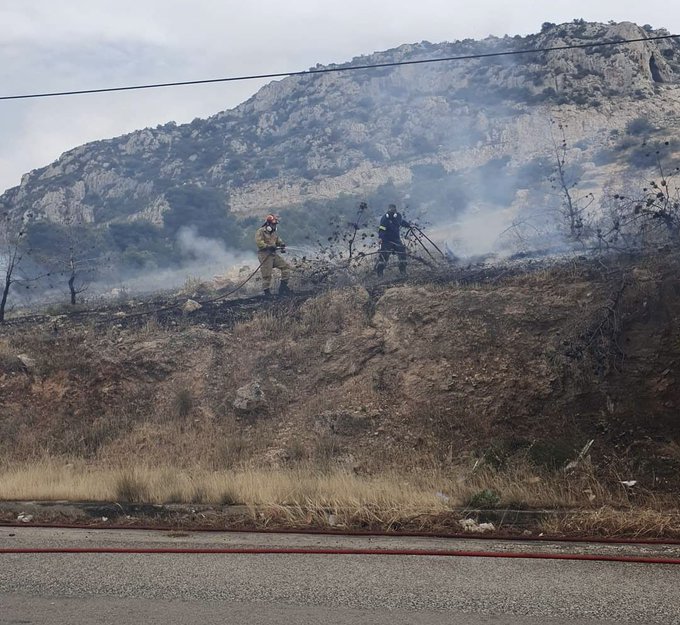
1, 253, 679, 492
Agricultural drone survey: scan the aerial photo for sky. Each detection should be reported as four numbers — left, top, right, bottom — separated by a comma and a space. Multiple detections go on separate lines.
1, 0, 680, 195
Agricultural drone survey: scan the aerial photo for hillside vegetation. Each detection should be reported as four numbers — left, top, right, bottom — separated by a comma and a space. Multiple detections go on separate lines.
1, 252, 679, 531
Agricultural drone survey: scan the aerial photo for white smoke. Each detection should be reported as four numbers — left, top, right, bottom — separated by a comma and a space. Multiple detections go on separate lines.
99, 226, 257, 297
427, 204, 518, 259
448, 205, 517, 257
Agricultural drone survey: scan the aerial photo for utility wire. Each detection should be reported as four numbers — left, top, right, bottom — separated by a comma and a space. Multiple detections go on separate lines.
1, 34, 678, 101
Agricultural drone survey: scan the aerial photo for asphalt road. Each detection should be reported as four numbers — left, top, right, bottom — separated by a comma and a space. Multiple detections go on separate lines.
1, 527, 679, 624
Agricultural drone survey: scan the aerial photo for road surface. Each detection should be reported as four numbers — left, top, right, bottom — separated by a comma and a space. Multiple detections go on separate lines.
1, 527, 679, 624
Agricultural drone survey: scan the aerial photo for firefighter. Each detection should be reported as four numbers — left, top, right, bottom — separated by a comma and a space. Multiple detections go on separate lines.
255, 214, 292, 296
376, 204, 411, 276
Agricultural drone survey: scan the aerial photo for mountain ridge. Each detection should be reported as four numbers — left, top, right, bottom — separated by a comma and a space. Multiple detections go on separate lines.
2, 20, 680, 270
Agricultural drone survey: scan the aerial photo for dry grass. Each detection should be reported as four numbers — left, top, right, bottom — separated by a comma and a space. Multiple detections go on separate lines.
0, 457, 667, 513
293, 287, 369, 335
232, 286, 369, 343
543, 506, 680, 538
458, 461, 633, 509
0, 459, 448, 511
233, 310, 286, 340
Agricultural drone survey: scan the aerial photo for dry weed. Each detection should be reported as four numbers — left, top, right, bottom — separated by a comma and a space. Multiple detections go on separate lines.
115, 469, 150, 503
233, 310, 287, 340
172, 388, 194, 419
543, 506, 680, 538
292, 287, 368, 336
0, 459, 676, 535
0, 457, 650, 511
454, 461, 633, 510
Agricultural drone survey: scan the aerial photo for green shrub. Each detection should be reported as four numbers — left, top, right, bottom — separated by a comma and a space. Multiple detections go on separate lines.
626, 117, 656, 136
466, 489, 501, 509
528, 439, 580, 469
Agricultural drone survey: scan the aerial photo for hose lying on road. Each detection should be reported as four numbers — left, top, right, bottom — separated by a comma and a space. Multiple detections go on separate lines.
1, 546, 679, 565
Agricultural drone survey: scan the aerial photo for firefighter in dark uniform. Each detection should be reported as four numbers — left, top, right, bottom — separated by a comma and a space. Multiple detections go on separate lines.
376, 204, 411, 276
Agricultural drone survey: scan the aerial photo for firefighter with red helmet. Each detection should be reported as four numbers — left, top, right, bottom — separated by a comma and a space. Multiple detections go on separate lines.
255, 214, 292, 296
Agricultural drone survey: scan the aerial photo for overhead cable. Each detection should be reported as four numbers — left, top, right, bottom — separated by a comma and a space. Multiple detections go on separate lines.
0, 34, 678, 101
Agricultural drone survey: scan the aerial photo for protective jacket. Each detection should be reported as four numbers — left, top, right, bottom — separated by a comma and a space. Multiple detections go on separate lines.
378, 212, 410, 243
255, 226, 290, 291
255, 227, 285, 251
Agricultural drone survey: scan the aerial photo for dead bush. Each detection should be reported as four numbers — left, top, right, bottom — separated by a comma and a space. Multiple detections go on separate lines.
189, 484, 208, 503
314, 434, 342, 466
173, 388, 194, 419
219, 487, 241, 505
293, 287, 369, 337
115, 470, 149, 502
0, 343, 25, 374
214, 433, 249, 468
286, 439, 308, 464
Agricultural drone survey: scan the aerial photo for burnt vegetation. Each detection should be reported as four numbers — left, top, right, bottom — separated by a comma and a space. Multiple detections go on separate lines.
2, 244, 680, 502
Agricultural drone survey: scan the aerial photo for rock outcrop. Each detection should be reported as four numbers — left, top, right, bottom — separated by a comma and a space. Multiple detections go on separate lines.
1, 20, 679, 264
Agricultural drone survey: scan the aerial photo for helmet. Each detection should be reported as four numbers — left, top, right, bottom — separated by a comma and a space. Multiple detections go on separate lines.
263, 214, 279, 232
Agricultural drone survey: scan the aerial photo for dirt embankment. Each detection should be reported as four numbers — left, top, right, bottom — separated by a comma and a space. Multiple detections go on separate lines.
1, 254, 679, 491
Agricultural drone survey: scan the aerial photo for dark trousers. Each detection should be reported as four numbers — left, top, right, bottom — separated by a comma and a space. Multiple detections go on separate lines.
376, 240, 407, 275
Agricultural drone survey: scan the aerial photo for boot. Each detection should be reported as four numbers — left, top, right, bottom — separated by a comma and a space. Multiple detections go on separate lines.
278, 280, 292, 295
263, 288, 272, 298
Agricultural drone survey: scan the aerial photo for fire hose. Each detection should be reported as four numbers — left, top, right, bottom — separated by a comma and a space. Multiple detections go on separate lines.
1, 544, 679, 565
2, 522, 680, 564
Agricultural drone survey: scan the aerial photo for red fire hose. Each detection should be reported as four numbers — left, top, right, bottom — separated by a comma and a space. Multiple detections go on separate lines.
1, 545, 679, 564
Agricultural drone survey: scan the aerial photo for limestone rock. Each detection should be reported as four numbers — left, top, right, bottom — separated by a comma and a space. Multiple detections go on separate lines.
182, 299, 202, 313
233, 381, 267, 412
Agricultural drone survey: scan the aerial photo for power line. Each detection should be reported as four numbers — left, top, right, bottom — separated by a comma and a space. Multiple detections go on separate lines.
1, 33, 678, 102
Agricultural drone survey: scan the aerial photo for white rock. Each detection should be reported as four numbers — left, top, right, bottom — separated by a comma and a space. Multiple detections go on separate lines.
182, 299, 202, 313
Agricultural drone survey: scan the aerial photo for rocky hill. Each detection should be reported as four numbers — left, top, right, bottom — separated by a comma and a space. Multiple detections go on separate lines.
2, 20, 680, 271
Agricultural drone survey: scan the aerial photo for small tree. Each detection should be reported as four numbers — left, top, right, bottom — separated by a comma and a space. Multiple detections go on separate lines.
24, 215, 99, 307
316, 201, 375, 261
347, 201, 369, 260
548, 119, 594, 241
65, 244, 89, 305
0, 212, 30, 323
59, 217, 96, 305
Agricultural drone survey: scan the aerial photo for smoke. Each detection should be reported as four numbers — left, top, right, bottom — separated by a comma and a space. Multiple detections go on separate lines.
91, 227, 258, 294
438, 205, 516, 258
176, 226, 242, 267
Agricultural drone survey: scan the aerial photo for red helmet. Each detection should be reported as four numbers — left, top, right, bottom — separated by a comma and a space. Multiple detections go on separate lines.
265, 214, 279, 224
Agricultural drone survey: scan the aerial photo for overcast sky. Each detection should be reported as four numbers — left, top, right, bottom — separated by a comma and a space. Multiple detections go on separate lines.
1, 0, 679, 195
